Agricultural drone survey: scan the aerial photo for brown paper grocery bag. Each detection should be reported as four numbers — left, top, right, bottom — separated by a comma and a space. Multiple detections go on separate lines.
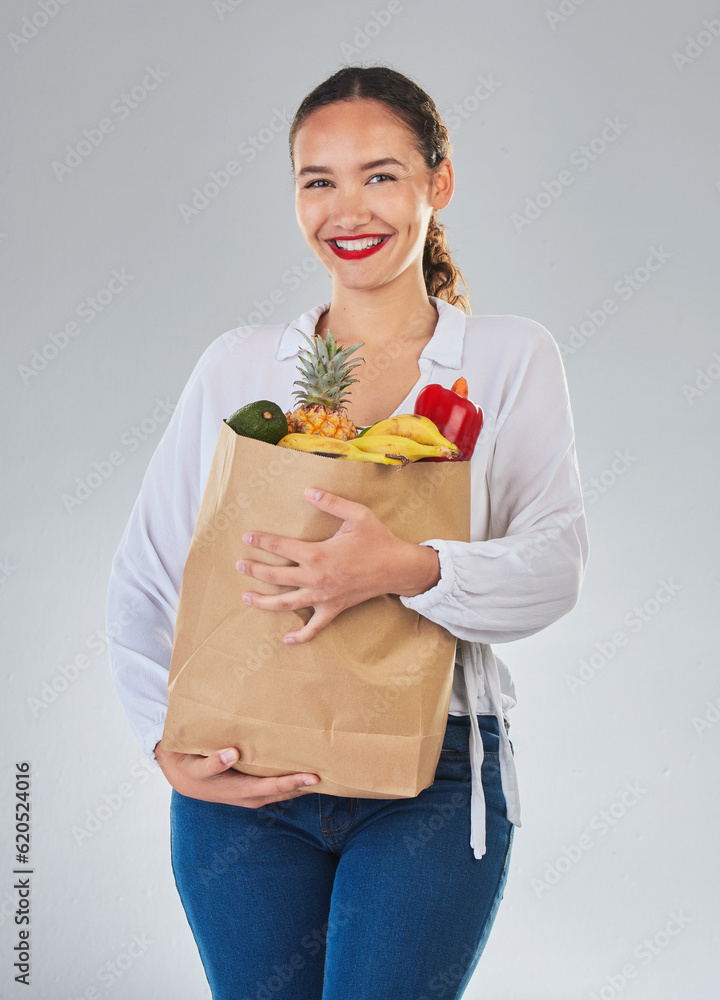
161, 419, 471, 798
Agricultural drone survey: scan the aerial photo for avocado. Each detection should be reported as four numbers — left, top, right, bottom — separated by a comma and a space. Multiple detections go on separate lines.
225, 400, 288, 444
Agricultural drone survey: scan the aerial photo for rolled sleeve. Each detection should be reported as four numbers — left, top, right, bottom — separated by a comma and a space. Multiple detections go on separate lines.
399, 539, 456, 611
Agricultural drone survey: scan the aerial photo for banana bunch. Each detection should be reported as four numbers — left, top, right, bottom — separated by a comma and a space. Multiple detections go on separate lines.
276, 433, 408, 466
360, 414, 461, 457
351, 434, 457, 462
276, 414, 461, 466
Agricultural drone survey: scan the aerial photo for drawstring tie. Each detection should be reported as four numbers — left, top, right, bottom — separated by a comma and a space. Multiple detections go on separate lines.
460, 640, 522, 860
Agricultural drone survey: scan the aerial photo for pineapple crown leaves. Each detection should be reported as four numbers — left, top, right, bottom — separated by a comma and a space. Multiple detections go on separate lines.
290, 328, 365, 411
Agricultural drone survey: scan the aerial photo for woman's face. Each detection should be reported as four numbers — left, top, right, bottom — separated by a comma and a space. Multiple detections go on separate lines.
293, 99, 453, 294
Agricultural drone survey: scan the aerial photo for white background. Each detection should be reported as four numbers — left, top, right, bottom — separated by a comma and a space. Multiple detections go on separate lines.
1, 1, 719, 997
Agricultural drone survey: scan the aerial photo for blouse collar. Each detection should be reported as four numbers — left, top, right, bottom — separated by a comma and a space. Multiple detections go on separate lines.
276, 296, 467, 370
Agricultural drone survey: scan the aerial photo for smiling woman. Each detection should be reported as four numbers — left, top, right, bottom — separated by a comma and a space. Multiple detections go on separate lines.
106, 64, 588, 1000
290, 80, 468, 321
286, 82, 469, 430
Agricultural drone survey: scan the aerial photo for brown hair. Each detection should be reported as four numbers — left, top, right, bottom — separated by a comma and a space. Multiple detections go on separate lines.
288, 65, 470, 314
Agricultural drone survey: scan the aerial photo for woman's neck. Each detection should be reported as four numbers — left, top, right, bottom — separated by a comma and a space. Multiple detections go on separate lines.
314, 275, 440, 354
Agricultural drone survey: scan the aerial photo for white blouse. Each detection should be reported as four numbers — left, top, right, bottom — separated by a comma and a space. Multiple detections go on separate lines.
106, 296, 589, 860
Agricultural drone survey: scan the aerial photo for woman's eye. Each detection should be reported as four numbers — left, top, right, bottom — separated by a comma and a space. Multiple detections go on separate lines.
303, 174, 396, 189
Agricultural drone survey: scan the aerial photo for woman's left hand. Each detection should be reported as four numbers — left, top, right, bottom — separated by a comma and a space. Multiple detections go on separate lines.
236, 487, 439, 644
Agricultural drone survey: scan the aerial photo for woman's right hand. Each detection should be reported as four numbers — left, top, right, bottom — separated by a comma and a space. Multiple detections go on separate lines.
153, 741, 320, 808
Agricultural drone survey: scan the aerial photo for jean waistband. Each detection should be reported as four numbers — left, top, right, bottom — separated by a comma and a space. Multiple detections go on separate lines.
447, 713, 510, 735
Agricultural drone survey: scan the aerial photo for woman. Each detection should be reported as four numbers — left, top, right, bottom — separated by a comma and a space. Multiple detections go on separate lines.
107, 65, 588, 998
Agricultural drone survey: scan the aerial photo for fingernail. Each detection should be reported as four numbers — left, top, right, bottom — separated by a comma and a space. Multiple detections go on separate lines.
283, 635, 295, 643
220, 750, 236, 764
242, 593, 252, 604
303, 778, 318, 786
306, 488, 323, 500
236, 560, 244, 572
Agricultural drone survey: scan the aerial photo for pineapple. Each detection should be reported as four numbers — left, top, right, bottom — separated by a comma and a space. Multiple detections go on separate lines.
285, 328, 365, 440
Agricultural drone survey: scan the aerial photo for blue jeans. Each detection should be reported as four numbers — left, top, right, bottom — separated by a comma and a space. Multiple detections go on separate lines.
170, 713, 515, 1000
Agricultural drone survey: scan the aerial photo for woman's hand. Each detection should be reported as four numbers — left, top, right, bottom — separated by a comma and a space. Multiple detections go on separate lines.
236, 487, 441, 644
154, 741, 320, 807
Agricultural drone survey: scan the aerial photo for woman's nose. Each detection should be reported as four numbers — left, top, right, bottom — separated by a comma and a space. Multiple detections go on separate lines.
332, 188, 372, 231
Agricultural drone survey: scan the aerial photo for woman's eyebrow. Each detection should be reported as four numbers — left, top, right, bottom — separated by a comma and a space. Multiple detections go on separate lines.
297, 157, 406, 178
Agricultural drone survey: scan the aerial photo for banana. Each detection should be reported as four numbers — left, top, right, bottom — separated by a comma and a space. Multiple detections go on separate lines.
277, 433, 351, 456
362, 413, 461, 455
350, 433, 459, 462
276, 433, 408, 466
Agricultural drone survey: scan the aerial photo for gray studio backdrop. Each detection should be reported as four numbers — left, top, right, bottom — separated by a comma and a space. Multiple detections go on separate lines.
2, 1, 718, 997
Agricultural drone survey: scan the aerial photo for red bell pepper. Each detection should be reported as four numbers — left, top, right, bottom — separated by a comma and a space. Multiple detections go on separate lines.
414, 377, 483, 461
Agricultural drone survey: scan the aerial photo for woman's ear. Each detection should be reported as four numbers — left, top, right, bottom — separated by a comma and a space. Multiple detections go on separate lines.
431, 158, 454, 211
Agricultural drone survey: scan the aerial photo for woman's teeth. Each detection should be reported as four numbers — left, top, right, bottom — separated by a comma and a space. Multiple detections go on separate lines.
332, 236, 386, 250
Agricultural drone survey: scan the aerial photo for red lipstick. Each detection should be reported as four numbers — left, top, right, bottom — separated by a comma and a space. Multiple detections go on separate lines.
326, 234, 392, 260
